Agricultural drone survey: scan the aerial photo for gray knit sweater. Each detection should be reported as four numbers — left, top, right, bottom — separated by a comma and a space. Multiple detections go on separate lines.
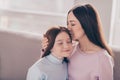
26, 54, 68, 80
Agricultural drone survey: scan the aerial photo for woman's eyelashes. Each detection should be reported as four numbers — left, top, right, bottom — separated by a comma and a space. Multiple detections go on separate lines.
71, 24, 75, 26
67, 21, 75, 26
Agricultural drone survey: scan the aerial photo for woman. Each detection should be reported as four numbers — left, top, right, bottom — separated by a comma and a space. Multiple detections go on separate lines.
26, 26, 73, 80
67, 4, 114, 80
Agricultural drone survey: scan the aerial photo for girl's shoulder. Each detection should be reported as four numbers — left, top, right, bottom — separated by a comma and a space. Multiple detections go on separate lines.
27, 59, 47, 80
30, 57, 48, 69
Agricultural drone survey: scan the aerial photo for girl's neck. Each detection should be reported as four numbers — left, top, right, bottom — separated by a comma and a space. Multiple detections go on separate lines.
51, 53, 63, 60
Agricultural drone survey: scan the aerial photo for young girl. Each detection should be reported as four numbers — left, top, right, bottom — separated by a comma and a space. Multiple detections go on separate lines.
26, 26, 73, 80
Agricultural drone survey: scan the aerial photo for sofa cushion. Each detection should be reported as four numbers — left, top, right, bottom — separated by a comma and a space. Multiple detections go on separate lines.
0, 29, 42, 80
112, 46, 120, 80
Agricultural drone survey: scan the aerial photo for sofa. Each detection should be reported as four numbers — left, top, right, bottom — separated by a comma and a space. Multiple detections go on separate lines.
0, 29, 42, 80
112, 46, 120, 80
0, 29, 120, 80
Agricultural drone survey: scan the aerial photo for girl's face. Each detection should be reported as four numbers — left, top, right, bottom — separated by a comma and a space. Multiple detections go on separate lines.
67, 12, 85, 41
51, 32, 72, 59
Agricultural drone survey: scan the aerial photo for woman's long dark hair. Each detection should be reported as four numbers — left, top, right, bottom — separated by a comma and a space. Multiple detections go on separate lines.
42, 26, 72, 62
68, 4, 113, 57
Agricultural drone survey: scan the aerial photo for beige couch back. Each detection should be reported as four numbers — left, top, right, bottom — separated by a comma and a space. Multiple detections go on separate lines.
0, 29, 42, 80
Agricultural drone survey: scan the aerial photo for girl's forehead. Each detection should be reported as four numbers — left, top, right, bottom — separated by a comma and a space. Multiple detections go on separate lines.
55, 32, 70, 40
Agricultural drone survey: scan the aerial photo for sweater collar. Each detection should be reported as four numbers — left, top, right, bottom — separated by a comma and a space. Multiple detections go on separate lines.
46, 54, 63, 64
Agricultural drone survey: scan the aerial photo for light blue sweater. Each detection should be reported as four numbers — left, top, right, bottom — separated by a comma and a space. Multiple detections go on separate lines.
26, 54, 68, 80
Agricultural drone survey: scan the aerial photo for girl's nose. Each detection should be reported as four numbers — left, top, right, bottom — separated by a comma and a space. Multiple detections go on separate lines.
63, 43, 70, 49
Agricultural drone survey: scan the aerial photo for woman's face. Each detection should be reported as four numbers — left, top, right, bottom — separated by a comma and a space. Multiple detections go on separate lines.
51, 32, 73, 59
67, 12, 85, 41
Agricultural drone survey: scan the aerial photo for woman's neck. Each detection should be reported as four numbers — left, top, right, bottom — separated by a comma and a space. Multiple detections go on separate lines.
78, 35, 102, 53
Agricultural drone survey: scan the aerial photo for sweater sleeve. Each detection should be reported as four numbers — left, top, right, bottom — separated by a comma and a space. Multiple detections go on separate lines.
26, 66, 47, 80
99, 52, 114, 80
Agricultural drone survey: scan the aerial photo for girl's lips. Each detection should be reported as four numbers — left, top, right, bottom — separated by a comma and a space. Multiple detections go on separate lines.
63, 50, 71, 52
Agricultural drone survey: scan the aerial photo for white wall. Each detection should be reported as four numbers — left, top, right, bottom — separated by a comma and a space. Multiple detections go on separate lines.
0, 0, 74, 34
74, 0, 113, 42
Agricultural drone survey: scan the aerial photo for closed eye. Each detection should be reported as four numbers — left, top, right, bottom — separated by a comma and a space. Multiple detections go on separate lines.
71, 24, 75, 26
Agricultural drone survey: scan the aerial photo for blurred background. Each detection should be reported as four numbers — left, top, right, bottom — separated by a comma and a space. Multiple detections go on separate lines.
0, 0, 120, 80
0, 0, 73, 34
0, 0, 120, 47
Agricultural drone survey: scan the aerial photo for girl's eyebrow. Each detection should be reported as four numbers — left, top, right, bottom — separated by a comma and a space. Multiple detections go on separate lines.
56, 40, 62, 42
56, 38, 70, 42
55, 40, 63, 43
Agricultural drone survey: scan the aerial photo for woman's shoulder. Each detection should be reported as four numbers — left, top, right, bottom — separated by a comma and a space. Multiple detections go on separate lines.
98, 49, 112, 59
98, 49, 114, 66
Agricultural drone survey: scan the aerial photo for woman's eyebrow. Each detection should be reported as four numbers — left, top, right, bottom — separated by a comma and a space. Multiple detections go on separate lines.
67, 20, 75, 24
69, 20, 76, 22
